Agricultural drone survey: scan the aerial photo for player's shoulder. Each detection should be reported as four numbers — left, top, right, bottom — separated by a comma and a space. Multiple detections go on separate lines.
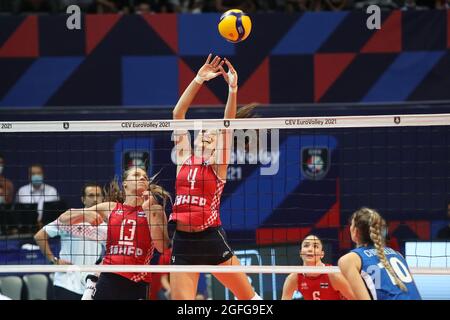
286, 272, 298, 282
338, 251, 361, 268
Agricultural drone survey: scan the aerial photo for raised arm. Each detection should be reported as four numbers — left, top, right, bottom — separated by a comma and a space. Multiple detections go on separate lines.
173, 54, 224, 172
214, 59, 238, 179
221, 58, 238, 119
58, 201, 116, 224
173, 54, 223, 120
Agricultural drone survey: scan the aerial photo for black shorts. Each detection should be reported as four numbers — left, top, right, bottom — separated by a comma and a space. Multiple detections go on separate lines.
171, 226, 234, 265
93, 273, 148, 300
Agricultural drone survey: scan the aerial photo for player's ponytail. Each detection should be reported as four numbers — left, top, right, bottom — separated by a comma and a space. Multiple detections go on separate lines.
104, 176, 125, 203
352, 207, 407, 292
149, 183, 171, 210
104, 168, 171, 208
236, 103, 259, 119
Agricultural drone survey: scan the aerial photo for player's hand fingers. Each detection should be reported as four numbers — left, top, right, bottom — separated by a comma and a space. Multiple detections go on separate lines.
212, 56, 222, 68
205, 53, 212, 64
224, 59, 235, 73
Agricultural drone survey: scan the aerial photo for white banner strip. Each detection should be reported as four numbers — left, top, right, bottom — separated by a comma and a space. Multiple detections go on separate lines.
1, 113, 450, 133
0, 265, 447, 275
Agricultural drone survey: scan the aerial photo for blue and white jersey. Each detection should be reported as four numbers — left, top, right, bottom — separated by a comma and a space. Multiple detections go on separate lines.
351, 246, 422, 300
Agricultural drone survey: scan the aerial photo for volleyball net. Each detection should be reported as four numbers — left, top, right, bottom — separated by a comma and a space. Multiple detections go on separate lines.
0, 114, 450, 299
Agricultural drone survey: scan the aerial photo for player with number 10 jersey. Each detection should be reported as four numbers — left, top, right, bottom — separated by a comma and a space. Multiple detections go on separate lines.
339, 207, 421, 300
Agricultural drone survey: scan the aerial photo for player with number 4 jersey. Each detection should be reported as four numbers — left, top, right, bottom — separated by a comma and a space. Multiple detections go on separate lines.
169, 54, 261, 301
338, 207, 421, 300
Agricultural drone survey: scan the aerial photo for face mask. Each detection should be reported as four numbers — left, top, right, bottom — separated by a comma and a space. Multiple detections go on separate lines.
0, 166, 3, 175
31, 174, 44, 185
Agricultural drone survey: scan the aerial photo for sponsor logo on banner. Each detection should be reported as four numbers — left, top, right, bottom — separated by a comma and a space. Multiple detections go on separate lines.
63, 122, 70, 130
224, 120, 230, 128
394, 116, 401, 124
123, 150, 150, 171
301, 148, 329, 180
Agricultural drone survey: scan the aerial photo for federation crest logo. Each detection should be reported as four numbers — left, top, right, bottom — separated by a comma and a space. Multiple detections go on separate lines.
63, 122, 70, 130
301, 148, 330, 180
394, 117, 401, 124
123, 150, 150, 171
224, 120, 230, 128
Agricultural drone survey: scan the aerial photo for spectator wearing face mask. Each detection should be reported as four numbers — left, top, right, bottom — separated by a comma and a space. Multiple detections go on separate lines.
0, 153, 14, 206
16, 164, 59, 228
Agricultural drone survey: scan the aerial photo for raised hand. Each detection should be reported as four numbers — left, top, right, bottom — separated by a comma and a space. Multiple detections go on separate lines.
141, 190, 157, 212
219, 58, 238, 89
195, 54, 224, 84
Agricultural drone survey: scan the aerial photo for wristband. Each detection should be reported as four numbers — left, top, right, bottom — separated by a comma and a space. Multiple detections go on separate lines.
194, 75, 204, 84
229, 86, 237, 93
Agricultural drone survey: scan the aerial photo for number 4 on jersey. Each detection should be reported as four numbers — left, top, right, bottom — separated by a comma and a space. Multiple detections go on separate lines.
188, 168, 198, 189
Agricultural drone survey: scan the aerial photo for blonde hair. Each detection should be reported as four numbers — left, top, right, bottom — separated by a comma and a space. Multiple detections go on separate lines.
104, 167, 171, 208
352, 207, 407, 292
236, 103, 259, 119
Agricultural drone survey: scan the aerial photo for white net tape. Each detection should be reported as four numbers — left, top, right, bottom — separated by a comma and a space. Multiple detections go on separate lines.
0, 265, 448, 274
1, 113, 450, 132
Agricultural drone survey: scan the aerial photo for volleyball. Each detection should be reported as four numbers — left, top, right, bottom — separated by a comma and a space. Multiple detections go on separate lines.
218, 9, 252, 43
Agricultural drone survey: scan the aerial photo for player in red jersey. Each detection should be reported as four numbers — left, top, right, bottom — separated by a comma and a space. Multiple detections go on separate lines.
282, 235, 355, 300
170, 54, 261, 300
57, 167, 170, 300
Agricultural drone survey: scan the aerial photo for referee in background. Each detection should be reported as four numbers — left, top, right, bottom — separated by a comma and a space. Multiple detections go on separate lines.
34, 182, 106, 299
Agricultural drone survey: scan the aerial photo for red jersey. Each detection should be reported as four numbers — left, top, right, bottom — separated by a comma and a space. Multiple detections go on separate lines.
170, 155, 225, 230
102, 203, 153, 283
297, 268, 343, 300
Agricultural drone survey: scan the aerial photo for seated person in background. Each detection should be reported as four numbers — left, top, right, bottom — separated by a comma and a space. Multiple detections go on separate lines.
34, 182, 106, 300
0, 153, 14, 206
436, 201, 450, 240
282, 234, 354, 300
16, 164, 59, 230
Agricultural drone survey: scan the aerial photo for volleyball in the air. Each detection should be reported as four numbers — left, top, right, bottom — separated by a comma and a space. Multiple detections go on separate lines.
218, 9, 252, 43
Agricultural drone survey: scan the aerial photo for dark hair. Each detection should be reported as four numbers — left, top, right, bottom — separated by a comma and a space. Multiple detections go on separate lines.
81, 182, 104, 198
301, 234, 323, 247
0, 153, 4, 161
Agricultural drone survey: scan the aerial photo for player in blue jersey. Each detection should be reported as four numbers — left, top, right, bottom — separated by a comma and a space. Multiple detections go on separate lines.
338, 207, 421, 300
